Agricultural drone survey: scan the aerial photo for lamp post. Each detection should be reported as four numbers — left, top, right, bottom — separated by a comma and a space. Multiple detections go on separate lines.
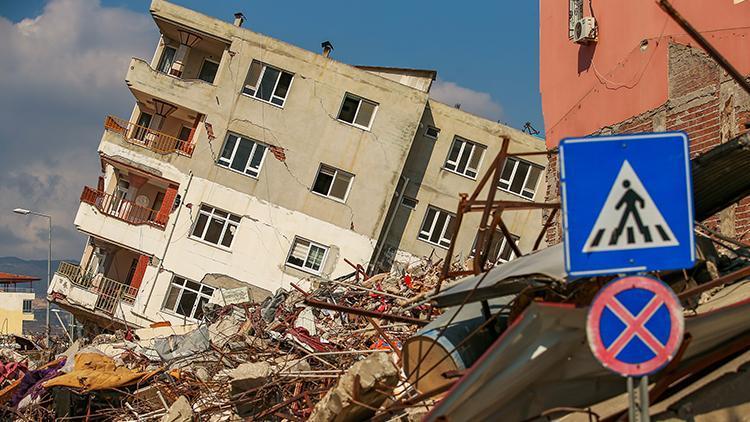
13, 208, 51, 346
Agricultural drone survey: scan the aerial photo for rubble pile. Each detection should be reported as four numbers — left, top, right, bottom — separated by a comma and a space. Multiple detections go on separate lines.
0, 259, 447, 421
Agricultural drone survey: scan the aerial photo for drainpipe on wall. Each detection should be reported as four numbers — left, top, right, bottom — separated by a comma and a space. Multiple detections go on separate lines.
139, 172, 194, 317
371, 176, 410, 274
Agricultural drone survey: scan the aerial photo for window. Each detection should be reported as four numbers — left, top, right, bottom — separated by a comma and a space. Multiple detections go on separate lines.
311, 164, 354, 202
497, 157, 544, 200
424, 126, 440, 140
162, 275, 215, 320
286, 237, 328, 274
444, 137, 486, 179
472, 231, 519, 265
401, 196, 418, 210
191, 205, 241, 248
178, 126, 192, 142
22, 299, 32, 314
198, 59, 219, 83
157, 46, 176, 73
418, 206, 455, 248
217, 134, 268, 178
242, 60, 294, 107
338, 94, 378, 130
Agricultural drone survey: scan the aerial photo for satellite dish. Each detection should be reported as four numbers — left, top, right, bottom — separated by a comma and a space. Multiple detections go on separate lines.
135, 195, 150, 208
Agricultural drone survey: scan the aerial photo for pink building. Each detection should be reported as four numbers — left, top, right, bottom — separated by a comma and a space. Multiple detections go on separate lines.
539, 0, 750, 243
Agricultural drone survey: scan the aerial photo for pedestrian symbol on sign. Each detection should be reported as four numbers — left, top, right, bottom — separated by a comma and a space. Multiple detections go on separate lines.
583, 160, 678, 253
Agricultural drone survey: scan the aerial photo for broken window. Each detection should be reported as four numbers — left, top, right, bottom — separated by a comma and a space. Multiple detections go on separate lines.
217, 134, 268, 178
444, 136, 486, 179
418, 206, 455, 248
157, 46, 176, 73
286, 237, 328, 274
497, 157, 544, 200
311, 164, 354, 202
198, 59, 219, 83
472, 230, 519, 266
242, 60, 294, 107
162, 275, 215, 320
191, 205, 241, 248
424, 126, 440, 140
337, 94, 378, 130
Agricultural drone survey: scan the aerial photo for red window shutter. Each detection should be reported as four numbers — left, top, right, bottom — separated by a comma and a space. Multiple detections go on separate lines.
154, 185, 178, 227
130, 255, 149, 290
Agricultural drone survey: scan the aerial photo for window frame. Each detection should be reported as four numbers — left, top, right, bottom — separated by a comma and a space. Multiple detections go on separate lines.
216, 133, 269, 179
497, 157, 544, 200
417, 206, 456, 249
157, 45, 177, 74
424, 125, 441, 140
241, 61, 295, 108
443, 136, 486, 180
22, 299, 33, 314
310, 164, 355, 203
336, 93, 379, 130
189, 204, 241, 250
471, 230, 520, 265
285, 236, 330, 275
197, 58, 220, 84
161, 275, 215, 321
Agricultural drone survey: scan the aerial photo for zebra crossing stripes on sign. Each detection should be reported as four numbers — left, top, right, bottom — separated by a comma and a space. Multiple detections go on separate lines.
560, 132, 695, 277
583, 160, 678, 252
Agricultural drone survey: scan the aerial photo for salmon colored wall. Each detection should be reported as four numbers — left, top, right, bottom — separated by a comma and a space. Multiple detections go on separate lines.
540, 0, 750, 148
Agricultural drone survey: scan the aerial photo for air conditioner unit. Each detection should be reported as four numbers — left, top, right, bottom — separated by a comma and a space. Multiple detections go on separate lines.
574, 17, 598, 44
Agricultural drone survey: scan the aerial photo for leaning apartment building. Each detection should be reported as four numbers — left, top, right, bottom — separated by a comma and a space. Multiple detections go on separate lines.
49, 0, 547, 330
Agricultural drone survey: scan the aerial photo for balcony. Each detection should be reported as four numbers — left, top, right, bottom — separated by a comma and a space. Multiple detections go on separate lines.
126, 58, 216, 116
53, 262, 138, 316
104, 115, 194, 156
80, 186, 167, 229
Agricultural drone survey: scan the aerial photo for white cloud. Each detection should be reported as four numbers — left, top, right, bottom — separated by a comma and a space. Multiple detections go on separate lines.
0, 0, 156, 260
430, 80, 504, 121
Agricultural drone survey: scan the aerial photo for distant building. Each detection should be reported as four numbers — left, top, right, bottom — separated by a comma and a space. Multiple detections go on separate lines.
540, 0, 750, 243
0, 273, 36, 336
50, 0, 547, 330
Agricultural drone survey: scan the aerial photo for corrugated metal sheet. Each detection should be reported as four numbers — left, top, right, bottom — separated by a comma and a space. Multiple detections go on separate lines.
692, 132, 750, 220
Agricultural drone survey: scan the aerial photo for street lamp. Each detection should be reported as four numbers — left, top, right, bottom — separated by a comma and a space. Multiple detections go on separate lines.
13, 208, 51, 346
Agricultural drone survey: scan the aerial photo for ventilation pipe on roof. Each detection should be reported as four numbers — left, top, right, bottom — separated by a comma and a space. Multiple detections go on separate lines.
233, 13, 245, 27
321, 41, 334, 58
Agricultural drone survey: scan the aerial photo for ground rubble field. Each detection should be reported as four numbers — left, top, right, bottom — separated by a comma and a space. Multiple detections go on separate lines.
0, 258, 448, 421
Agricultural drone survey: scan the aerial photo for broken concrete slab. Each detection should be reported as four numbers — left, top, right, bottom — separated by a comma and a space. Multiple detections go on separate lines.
309, 352, 399, 422
230, 361, 273, 416
160, 395, 192, 422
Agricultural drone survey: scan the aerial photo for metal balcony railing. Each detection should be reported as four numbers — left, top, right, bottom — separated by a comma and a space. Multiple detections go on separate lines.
104, 115, 194, 156
55, 262, 138, 315
80, 186, 167, 229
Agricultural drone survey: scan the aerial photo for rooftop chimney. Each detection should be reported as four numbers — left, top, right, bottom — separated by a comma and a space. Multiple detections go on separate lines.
233, 13, 245, 27
321, 41, 334, 58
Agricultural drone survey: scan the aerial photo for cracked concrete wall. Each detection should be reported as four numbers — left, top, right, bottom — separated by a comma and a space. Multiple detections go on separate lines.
378, 100, 548, 269
545, 41, 750, 245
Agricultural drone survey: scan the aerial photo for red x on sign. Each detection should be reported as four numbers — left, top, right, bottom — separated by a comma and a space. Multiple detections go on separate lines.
587, 276, 684, 377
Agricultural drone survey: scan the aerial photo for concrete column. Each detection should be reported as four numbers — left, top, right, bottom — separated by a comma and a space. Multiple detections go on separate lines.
169, 44, 191, 78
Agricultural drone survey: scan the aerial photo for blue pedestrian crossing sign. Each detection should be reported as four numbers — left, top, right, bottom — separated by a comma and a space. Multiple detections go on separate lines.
560, 132, 695, 277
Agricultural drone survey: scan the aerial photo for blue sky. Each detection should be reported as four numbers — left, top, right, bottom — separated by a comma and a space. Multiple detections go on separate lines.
0, 0, 542, 130
0, 0, 542, 260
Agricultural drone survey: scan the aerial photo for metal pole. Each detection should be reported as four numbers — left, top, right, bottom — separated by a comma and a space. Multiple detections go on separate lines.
46, 216, 51, 347
627, 377, 636, 422
640, 376, 650, 422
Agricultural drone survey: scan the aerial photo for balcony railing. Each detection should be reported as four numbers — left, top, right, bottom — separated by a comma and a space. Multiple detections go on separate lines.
104, 115, 194, 156
55, 262, 138, 315
80, 186, 167, 229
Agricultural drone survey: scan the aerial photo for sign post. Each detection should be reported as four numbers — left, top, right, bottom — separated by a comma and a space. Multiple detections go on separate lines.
561, 132, 694, 421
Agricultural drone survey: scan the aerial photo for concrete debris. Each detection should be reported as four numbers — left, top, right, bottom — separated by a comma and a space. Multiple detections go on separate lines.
160, 395, 193, 422
309, 352, 399, 422
0, 257, 445, 421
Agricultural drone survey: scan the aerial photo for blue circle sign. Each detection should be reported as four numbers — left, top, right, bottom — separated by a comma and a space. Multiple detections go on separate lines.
586, 275, 684, 377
